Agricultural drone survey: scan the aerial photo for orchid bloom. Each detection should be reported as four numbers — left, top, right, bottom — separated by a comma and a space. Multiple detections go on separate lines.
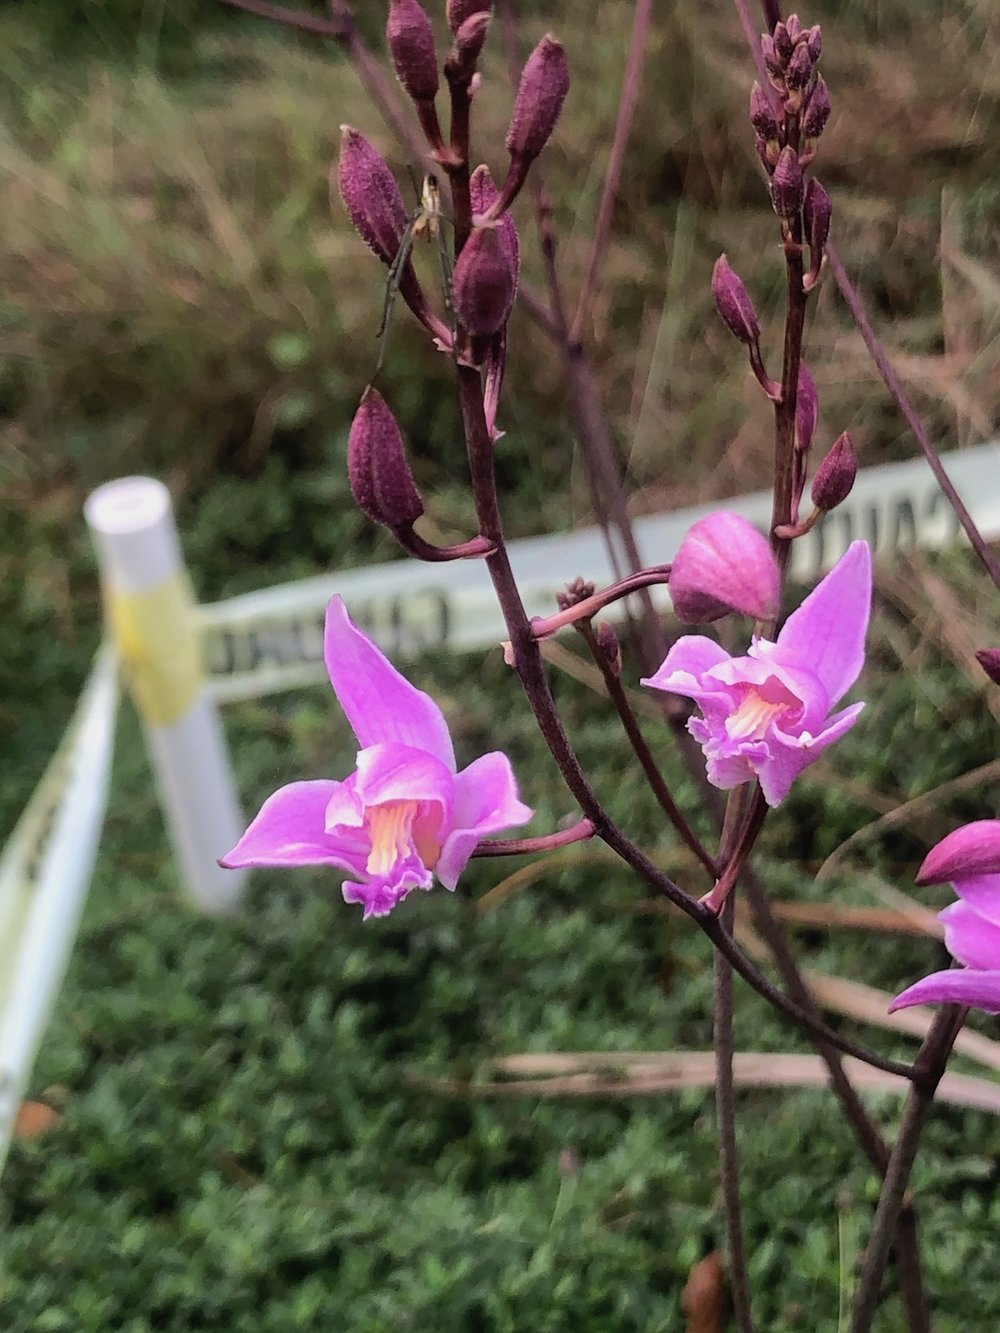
221, 596, 533, 919
643, 541, 871, 807
891, 821, 1000, 1014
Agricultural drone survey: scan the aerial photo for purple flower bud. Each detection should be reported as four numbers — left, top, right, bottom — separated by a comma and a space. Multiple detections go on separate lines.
770, 145, 804, 219
811, 432, 857, 511
337, 126, 408, 267
805, 25, 823, 61
712, 254, 761, 347
760, 34, 783, 81
754, 133, 778, 175
795, 363, 819, 452
386, 0, 439, 104
976, 649, 1000, 687
470, 164, 520, 313
749, 81, 780, 141
669, 511, 780, 624
785, 14, 803, 42
446, 0, 492, 35
348, 388, 424, 530
803, 75, 831, 139
917, 820, 1000, 886
453, 224, 516, 337
785, 42, 813, 91
449, 11, 491, 77
804, 177, 832, 252
506, 34, 570, 163
596, 622, 622, 677
773, 22, 793, 62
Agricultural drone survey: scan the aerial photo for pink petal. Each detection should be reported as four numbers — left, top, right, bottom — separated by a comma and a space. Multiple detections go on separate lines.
435, 751, 533, 890
917, 819, 1000, 886
354, 742, 455, 829
668, 512, 780, 623
949, 873, 1000, 928
776, 540, 871, 704
889, 968, 1000, 1015
757, 701, 864, 806
342, 866, 432, 921
940, 900, 1000, 970
324, 596, 455, 771
642, 636, 733, 703
220, 780, 368, 872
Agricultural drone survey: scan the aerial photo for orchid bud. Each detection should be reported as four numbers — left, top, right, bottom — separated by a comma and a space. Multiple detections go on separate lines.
804, 178, 832, 248
770, 145, 804, 219
754, 133, 779, 174
976, 650, 1000, 687
449, 12, 491, 78
917, 820, 1000, 886
785, 42, 813, 92
386, 0, 439, 104
773, 22, 793, 62
805, 25, 823, 61
446, 0, 492, 34
596, 622, 622, 678
337, 127, 408, 268
803, 75, 831, 139
506, 34, 570, 164
749, 81, 780, 141
785, 14, 803, 42
712, 254, 761, 347
795, 364, 819, 452
453, 224, 516, 337
811, 432, 857, 512
471, 164, 520, 308
669, 511, 780, 624
348, 388, 424, 530
760, 34, 783, 82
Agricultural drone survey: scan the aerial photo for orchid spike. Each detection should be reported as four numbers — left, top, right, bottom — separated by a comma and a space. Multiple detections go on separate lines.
891, 820, 1000, 1014
643, 541, 871, 806
221, 597, 533, 918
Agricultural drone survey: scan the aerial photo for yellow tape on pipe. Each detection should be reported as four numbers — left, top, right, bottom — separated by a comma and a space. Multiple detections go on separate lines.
107, 573, 202, 726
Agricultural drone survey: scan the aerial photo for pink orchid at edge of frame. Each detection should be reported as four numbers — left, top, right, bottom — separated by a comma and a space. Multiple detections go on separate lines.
891, 820, 1000, 1014
221, 596, 533, 919
642, 540, 872, 807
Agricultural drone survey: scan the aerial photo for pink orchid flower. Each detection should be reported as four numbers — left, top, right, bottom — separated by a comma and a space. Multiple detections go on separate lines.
891, 820, 1000, 1014
643, 540, 871, 807
221, 596, 533, 919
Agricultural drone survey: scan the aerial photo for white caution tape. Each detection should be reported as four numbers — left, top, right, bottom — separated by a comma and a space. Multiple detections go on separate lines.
199, 443, 997, 703
0, 647, 120, 1177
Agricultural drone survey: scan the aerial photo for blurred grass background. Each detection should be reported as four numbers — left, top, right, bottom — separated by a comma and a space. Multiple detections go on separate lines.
2, 0, 1000, 1327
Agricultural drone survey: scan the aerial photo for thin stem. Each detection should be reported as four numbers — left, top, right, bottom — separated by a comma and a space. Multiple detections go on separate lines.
473, 818, 595, 858
849, 1006, 967, 1332
715, 896, 756, 1332
530, 566, 672, 639
457, 360, 916, 1083
570, 0, 653, 344
827, 242, 1000, 594
576, 620, 718, 880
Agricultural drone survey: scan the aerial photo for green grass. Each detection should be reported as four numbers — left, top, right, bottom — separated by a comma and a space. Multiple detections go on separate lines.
3, 0, 1000, 1326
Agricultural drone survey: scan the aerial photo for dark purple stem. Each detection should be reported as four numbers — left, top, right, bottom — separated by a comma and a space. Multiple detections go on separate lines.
473, 818, 595, 857
530, 566, 672, 638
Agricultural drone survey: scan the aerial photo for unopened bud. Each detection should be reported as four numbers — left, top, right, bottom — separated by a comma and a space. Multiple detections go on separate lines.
446, 0, 492, 34
785, 42, 813, 91
805, 25, 823, 61
802, 75, 831, 139
337, 127, 408, 267
453, 224, 516, 337
760, 33, 783, 82
804, 177, 832, 252
785, 14, 803, 42
773, 21, 793, 62
348, 388, 424, 530
506, 34, 570, 163
811, 432, 857, 512
386, 0, 439, 104
749, 81, 780, 141
471, 164, 520, 309
976, 650, 1000, 687
770, 145, 804, 219
917, 820, 1000, 886
449, 12, 491, 78
712, 254, 761, 346
596, 622, 622, 677
795, 364, 819, 452
669, 511, 780, 623
754, 133, 779, 174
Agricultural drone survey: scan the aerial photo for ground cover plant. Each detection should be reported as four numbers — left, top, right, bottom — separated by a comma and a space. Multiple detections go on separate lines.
2, 0, 1000, 1329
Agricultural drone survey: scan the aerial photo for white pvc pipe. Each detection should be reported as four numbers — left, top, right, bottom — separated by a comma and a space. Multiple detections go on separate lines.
84, 478, 247, 912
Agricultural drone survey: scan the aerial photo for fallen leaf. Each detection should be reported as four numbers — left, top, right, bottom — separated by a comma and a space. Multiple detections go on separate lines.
682, 1251, 727, 1332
